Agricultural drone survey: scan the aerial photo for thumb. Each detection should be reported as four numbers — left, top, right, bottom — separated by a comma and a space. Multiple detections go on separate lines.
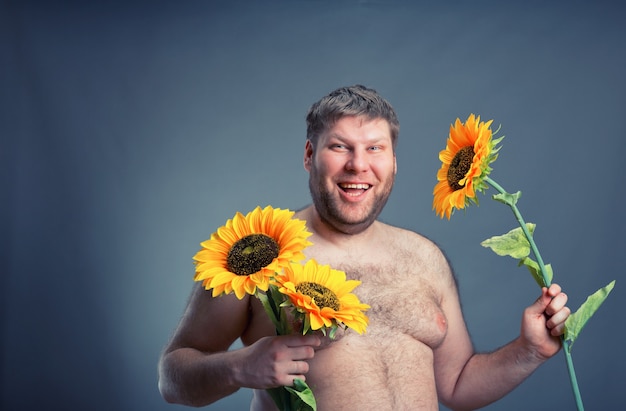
528, 287, 551, 316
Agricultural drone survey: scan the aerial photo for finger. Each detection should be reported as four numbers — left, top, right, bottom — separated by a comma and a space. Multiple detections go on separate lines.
282, 334, 321, 348
280, 362, 309, 386
277, 373, 306, 387
288, 360, 310, 376
273, 357, 310, 385
288, 345, 316, 361
289, 375, 306, 386
550, 321, 566, 337
545, 292, 568, 316
547, 283, 562, 298
547, 306, 571, 329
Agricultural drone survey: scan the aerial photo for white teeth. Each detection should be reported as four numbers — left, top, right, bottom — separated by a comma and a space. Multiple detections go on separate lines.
340, 183, 370, 189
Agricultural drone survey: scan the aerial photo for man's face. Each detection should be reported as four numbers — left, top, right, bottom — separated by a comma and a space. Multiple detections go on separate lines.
304, 115, 397, 235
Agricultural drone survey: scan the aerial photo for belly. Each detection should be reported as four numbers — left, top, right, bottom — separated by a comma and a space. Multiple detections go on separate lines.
303, 332, 439, 411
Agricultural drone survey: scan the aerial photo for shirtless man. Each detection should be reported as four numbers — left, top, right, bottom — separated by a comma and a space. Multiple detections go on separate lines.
158, 85, 570, 410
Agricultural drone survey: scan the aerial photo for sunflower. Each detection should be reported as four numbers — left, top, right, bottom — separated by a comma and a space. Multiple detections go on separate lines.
193, 206, 312, 299
274, 259, 370, 335
433, 114, 503, 219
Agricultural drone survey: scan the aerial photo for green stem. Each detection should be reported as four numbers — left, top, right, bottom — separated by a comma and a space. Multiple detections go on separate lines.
256, 289, 282, 334
564, 341, 583, 410
484, 177, 550, 287
485, 176, 584, 411
257, 288, 293, 411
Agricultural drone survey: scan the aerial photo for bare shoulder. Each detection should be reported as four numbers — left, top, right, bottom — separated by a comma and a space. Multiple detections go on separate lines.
379, 222, 448, 264
377, 222, 455, 286
163, 283, 253, 353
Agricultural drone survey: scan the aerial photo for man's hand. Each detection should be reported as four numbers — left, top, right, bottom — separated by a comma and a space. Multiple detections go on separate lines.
235, 334, 321, 389
521, 283, 571, 360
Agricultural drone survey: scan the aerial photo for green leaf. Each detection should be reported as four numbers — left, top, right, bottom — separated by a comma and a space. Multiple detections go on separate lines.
266, 387, 287, 410
544, 264, 554, 285
256, 291, 283, 333
328, 324, 338, 339
518, 257, 552, 288
492, 190, 522, 207
302, 312, 312, 335
564, 280, 616, 352
284, 378, 317, 410
481, 223, 536, 259
491, 134, 505, 149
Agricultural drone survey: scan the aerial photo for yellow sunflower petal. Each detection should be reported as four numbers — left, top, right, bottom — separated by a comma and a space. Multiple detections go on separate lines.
307, 311, 325, 331
229, 276, 247, 299
208, 271, 236, 288
211, 283, 227, 297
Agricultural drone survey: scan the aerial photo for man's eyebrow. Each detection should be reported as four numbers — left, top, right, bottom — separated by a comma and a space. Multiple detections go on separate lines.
325, 133, 347, 142
324, 129, 392, 146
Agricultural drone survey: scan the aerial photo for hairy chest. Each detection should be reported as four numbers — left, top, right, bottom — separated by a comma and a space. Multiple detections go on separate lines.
341, 262, 448, 349
245, 246, 449, 351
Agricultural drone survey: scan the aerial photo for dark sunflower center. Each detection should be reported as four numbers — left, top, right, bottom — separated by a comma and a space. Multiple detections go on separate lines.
226, 234, 280, 276
447, 146, 475, 191
296, 282, 340, 311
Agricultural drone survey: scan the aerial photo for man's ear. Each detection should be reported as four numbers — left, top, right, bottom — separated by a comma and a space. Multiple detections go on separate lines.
303, 140, 313, 172
393, 153, 397, 175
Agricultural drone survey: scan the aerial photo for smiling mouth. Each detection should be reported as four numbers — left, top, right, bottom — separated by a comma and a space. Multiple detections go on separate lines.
338, 183, 371, 196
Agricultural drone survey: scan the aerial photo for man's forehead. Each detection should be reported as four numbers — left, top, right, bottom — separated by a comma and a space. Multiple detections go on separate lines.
324, 116, 392, 139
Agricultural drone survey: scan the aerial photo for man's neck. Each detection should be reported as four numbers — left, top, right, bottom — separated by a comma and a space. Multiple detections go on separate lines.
297, 205, 379, 248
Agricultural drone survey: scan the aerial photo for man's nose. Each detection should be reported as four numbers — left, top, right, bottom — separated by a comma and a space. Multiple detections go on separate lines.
345, 150, 368, 172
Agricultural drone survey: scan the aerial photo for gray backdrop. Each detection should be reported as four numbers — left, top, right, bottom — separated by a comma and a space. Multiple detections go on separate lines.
2, 1, 625, 410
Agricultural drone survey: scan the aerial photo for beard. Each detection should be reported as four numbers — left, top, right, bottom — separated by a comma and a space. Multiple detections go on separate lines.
308, 168, 395, 235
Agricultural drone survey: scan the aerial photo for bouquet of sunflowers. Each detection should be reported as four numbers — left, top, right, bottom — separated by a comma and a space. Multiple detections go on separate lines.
192, 206, 369, 411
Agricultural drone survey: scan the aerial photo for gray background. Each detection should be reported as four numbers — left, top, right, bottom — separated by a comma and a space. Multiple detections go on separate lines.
2, 1, 624, 410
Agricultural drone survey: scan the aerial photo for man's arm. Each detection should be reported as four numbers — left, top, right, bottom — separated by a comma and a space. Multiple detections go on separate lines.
158, 283, 320, 407
432, 253, 570, 411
